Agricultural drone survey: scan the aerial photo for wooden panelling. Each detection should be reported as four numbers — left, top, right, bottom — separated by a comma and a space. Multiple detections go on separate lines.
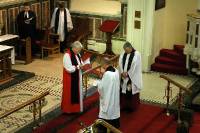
0, 0, 50, 35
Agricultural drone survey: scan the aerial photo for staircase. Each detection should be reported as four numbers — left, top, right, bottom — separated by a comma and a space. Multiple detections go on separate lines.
151, 45, 187, 75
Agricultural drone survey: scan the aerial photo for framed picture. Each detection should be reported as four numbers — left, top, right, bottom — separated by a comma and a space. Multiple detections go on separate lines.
155, 0, 165, 10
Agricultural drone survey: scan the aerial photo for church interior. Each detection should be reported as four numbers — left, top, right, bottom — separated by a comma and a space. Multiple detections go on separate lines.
0, 0, 200, 132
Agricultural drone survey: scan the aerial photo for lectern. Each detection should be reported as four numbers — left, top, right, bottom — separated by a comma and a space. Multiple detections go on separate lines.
99, 20, 120, 55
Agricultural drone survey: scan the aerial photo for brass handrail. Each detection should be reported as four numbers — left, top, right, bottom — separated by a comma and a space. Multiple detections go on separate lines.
83, 55, 119, 75
82, 55, 119, 98
160, 75, 192, 94
0, 91, 49, 119
83, 65, 101, 75
82, 48, 118, 58
160, 74, 191, 124
78, 119, 122, 133
94, 119, 122, 133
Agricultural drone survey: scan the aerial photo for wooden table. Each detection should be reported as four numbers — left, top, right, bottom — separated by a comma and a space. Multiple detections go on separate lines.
99, 20, 120, 55
0, 45, 13, 82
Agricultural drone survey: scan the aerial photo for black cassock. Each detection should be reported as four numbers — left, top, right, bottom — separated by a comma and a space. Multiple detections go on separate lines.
16, 10, 36, 39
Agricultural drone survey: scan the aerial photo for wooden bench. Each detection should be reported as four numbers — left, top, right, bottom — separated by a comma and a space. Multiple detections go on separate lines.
41, 33, 60, 59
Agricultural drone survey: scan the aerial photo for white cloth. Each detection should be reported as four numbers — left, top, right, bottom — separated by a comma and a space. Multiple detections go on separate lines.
97, 69, 120, 120
119, 51, 143, 95
0, 34, 18, 64
63, 53, 83, 112
0, 34, 19, 42
0, 45, 15, 64
24, 12, 29, 18
51, 8, 73, 42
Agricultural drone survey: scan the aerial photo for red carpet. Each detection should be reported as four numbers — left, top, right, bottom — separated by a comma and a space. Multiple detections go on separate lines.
57, 104, 176, 133
33, 91, 178, 133
33, 92, 99, 133
190, 112, 200, 133
151, 44, 187, 75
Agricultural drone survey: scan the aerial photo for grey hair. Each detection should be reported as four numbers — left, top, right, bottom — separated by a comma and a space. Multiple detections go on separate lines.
71, 41, 83, 49
123, 41, 133, 49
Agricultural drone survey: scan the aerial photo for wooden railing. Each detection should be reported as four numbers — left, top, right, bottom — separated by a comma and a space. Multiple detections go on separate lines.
160, 75, 192, 124
83, 48, 118, 58
78, 119, 122, 133
82, 54, 119, 98
0, 91, 49, 126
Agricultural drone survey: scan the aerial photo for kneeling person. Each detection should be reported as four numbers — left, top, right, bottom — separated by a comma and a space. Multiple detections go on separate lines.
97, 58, 120, 131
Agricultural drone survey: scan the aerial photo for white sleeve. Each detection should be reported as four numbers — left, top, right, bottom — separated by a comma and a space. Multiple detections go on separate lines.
66, 8, 73, 31
50, 8, 57, 28
63, 53, 76, 73
97, 73, 110, 112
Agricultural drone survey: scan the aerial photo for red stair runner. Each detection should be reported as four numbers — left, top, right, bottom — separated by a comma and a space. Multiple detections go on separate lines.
151, 63, 187, 75
155, 56, 185, 67
57, 104, 175, 133
151, 44, 187, 75
190, 112, 200, 133
174, 44, 185, 54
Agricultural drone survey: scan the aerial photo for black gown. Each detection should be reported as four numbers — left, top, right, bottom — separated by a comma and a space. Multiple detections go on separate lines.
16, 10, 36, 39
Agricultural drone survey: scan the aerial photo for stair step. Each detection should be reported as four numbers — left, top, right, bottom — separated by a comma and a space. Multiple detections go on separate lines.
193, 112, 200, 122
163, 121, 177, 133
174, 44, 185, 54
189, 112, 200, 133
155, 56, 185, 67
190, 123, 200, 133
151, 63, 188, 75
160, 49, 185, 60
142, 112, 175, 132
122, 104, 164, 133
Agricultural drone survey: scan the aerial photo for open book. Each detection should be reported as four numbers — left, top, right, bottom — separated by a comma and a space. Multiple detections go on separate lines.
83, 58, 90, 65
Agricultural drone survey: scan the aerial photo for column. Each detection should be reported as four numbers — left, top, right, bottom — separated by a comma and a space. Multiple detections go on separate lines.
126, 0, 155, 71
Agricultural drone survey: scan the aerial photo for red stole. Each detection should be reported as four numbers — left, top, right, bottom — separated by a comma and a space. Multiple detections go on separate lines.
61, 49, 81, 113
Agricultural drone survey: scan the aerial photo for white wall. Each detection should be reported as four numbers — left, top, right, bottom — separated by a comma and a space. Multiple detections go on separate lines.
152, 0, 198, 62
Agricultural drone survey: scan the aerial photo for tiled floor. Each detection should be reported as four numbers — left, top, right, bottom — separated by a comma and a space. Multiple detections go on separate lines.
13, 54, 64, 78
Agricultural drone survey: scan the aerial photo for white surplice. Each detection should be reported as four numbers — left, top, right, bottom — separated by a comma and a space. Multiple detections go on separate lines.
51, 8, 73, 42
119, 51, 143, 95
63, 53, 84, 112
97, 69, 120, 120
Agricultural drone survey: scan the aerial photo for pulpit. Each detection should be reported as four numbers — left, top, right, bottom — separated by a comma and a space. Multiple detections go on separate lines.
0, 45, 13, 82
99, 20, 120, 55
